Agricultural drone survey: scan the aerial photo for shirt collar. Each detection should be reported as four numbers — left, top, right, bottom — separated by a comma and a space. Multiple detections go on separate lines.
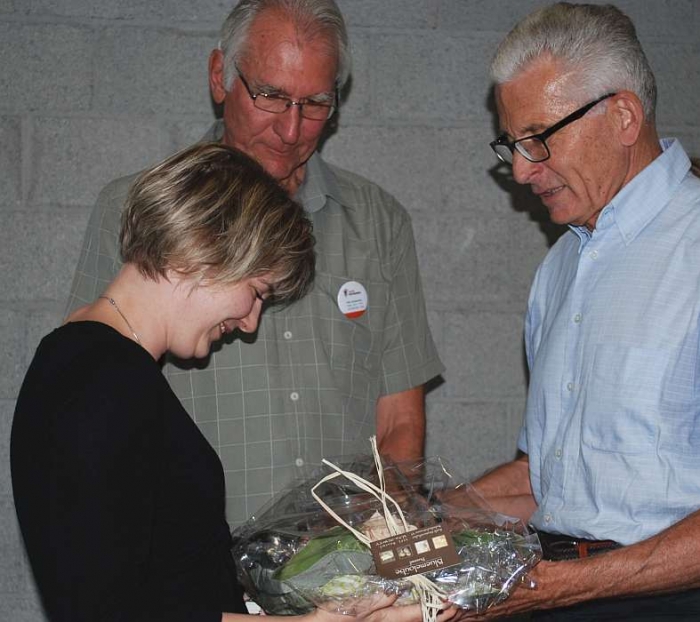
201, 120, 338, 214
569, 138, 691, 249
294, 152, 341, 213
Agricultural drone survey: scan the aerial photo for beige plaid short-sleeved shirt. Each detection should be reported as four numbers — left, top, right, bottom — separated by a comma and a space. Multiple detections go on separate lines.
66, 123, 443, 526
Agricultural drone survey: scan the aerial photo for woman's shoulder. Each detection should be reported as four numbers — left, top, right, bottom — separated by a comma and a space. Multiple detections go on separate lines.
15, 322, 166, 445
45, 321, 151, 365
26, 322, 161, 405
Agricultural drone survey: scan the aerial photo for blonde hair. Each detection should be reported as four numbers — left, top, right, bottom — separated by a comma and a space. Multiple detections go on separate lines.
120, 142, 315, 303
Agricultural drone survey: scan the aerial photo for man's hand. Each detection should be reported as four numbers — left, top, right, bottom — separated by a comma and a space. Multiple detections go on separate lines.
456, 507, 700, 618
451, 561, 561, 620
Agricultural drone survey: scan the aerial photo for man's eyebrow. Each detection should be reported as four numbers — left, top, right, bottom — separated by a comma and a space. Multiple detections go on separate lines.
521, 122, 548, 135
306, 91, 335, 103
250, 78, 334, 101
252, 79, 285, 94
500, 122, 548, 139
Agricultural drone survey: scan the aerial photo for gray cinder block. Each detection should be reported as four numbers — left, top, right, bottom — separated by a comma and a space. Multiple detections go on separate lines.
29, 118, 166, 206
93, 27, 217, 117
425, 400, 524, 482
442, 311, 528, 401
0, 117, 21, 207
337, 0, 434, 28
0, 210, 89, 304
0, 22, 92, 113
0, 310, 25, 399
410, 210, 548, 306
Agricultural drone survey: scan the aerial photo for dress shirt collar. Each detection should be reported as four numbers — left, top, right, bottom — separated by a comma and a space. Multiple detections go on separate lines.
294, 151, 341, 213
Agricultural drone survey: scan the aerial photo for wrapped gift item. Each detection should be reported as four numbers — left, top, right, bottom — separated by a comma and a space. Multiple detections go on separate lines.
232, 440, 540, 620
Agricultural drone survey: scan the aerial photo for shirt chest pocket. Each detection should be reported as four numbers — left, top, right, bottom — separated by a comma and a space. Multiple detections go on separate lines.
311, 270, 389, 378
582, 344, 697, 454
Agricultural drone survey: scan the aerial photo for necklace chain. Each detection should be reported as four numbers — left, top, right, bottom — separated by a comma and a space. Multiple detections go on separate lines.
99, 296, 141, 344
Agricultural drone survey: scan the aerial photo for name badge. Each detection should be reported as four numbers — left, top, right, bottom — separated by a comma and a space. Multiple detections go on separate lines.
337, 281, 368, 319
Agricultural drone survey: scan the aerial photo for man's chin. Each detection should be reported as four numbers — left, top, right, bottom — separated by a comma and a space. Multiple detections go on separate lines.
538, 192, 572, 225
542, 202, 574, 227
263, 151, 314, 182
262, 160, 297, 181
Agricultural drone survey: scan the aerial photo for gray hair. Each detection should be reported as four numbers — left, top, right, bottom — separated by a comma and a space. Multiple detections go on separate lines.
491, 3, 657, 121
219, 0, 351, 92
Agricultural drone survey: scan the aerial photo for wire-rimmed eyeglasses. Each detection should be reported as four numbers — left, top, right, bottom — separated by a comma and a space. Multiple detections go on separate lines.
235, 64, 337, 121
490, 92, 617, 165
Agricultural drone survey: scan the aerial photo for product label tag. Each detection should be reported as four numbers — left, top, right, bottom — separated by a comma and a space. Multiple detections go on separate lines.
370, 524, 461, 579
337, 281, 368, 319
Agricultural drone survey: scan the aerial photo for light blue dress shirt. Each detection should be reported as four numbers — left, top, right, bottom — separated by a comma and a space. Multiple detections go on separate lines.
520, 139, 700, 545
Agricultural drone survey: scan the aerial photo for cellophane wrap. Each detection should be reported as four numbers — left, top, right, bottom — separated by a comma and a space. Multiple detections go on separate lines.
231, 454, 541, 616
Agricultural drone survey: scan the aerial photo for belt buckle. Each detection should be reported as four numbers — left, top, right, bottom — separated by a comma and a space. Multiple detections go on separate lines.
537, 531, 619, 561
541, 534, 579, 560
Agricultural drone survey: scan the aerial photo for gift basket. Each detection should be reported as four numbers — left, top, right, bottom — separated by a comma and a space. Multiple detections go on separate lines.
232, 438, 541, 620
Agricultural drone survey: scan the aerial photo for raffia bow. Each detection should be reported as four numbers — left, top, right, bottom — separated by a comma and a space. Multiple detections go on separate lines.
311, 437, 447, 622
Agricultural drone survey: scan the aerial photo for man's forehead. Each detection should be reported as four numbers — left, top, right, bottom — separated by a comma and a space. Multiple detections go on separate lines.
243, 10, 338, 78
495, 63, 580, 134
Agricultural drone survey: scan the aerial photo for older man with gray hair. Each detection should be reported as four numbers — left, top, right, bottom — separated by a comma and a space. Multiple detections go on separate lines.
66, 0, 441, 528
472, 3, 700, 619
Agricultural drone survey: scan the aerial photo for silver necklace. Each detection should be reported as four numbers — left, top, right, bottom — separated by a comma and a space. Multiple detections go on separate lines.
99, 296, 141, 344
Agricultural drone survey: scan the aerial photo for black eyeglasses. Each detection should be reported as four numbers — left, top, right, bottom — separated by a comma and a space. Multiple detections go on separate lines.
490, 92, 617, 165
235, 64, 337, 121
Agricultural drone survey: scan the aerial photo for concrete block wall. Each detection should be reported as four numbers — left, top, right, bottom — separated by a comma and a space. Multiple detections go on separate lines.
1, 1, 698, 618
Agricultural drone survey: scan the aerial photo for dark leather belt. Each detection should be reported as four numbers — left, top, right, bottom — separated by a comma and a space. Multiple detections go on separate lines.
537, 530, 622, 561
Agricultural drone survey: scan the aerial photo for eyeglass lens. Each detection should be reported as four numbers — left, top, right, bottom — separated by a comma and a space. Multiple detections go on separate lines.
495, 138, 549, 164
253, 95, 332, 120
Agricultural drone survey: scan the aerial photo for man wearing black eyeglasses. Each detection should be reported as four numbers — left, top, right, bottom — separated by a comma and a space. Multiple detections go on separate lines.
65, 0, 442, 533
471, 3, 700, 621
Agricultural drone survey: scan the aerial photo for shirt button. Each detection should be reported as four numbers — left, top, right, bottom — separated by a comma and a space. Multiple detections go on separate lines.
590, 250, 598, 260
544, 514, 552, 523
284, 331, 293, 340
290, 392, 299, 401
555, 448, 563, 458
566, 382, 574, 391
295, 458, 304, 467
573, 313, 582, 323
